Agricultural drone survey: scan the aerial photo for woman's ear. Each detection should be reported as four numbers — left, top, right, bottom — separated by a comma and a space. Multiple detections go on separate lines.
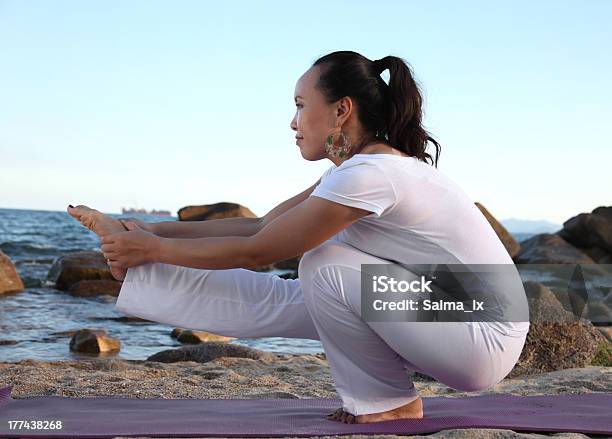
336, 96, 353, 122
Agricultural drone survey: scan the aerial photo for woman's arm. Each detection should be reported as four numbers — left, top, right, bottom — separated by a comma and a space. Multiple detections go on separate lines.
150, 217, 263, 239
151, 196, 371, 270
146, 178, 322, 239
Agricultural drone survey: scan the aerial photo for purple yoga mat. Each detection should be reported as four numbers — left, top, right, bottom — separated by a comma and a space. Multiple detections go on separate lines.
0, 385, 610, 438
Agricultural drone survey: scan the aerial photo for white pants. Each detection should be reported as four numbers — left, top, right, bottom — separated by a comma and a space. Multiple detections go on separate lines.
115, 239, 528, 416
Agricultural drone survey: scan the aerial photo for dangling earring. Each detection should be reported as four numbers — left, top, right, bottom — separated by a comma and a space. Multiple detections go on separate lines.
325, 129, 352, 158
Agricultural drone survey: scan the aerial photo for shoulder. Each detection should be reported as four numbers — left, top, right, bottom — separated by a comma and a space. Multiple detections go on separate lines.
322, 157, 393, 186
311, 156, 399, 218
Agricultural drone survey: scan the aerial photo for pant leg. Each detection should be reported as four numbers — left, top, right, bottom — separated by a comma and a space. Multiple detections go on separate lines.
298, 240, 528, 416
114, 262, 320, 340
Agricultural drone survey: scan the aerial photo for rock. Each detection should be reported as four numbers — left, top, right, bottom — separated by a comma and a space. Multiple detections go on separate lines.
177, 202, 257, 221
413, 371, 437, 381
69, 329, 121, 354
278, 271, 298, 280
558, 206, 612, 261
596, 326, 612, 343
474, 202, 521, 258
508, 281, 607, 377
578, 245, 612, 264
67, 279, 122, 297
0, 249, 25, 295
590, 342, 612, 367
89, 316, 152, 323
273, 257, 301, 272
524, 281, 578, 323
170, 328, 235, 343
247, 263, 277, 272
586, 302, 611, 326
0, 339, 18, 345
47, 251, 115, 291
147, 341, 277, 363
513, 233, 595, 264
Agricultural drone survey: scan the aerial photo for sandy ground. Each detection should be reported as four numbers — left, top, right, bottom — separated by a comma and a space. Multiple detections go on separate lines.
1, 353, 610, 439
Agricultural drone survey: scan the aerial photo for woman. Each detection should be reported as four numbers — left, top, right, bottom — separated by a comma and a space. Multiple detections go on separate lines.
67, 50, 529, 424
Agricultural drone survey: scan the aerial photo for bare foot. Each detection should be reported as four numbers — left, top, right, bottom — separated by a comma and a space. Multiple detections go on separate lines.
67, 205, 129, 281
326, 397, 424, 424
326, 407, 356, 424
355, 396, 423, 423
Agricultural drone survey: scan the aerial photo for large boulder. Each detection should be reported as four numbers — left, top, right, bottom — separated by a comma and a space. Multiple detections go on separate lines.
474, 202, 521, 258
69, 329, 121, 354
508, 281, 608, 377
177, 202, 257, 221
557, 206, 612, 263
47, 251, 115, 291
171, 328, 235, 343
67, 279, 123, 297
147, 341, 277, 363
0, 250, 24, 295
513, 233, 595, 264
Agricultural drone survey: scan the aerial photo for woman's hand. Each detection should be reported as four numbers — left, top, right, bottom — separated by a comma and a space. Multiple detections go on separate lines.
118, 217, 154, 233
101, 221, 162, 269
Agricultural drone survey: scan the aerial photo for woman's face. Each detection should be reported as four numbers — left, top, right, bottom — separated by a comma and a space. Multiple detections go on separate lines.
290, 66, 337, 161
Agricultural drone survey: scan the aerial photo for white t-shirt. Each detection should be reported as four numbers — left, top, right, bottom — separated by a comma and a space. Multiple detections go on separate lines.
309, 153, 530, 337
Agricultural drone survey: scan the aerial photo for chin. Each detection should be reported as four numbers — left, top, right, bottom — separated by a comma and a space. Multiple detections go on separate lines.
299, 147, 325, 162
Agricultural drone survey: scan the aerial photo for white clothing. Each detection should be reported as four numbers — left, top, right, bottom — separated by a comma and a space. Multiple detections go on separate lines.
115, 240, 527, 415
310, 154, 530, 337
114, 153, 529, 416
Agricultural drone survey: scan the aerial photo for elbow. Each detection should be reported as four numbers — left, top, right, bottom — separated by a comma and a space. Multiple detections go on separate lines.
242, 237, 266, 269
243, 254, 263, 270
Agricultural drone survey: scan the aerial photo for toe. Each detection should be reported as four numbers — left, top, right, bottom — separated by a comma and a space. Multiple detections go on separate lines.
68, 204, 89, 218
326, 408, 342, 421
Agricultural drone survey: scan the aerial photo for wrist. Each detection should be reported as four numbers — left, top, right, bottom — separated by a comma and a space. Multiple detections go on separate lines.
153, 236, 169, 263
148, 221, 160, 235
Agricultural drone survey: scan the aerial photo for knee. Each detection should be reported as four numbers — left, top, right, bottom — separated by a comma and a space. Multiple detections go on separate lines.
298, 240, 350, 307
298, 240, 345, 281
451, 371, 499, 393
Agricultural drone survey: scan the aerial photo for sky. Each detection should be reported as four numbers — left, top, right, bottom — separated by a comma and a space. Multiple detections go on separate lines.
1, 0, 610, 224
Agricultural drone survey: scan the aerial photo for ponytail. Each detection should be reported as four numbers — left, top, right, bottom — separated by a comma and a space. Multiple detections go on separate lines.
313, 51, 441, 167
375, 56, 441, 167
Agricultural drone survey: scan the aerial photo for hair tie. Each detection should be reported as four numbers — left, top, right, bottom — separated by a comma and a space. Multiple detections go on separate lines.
373, 58, 386, 75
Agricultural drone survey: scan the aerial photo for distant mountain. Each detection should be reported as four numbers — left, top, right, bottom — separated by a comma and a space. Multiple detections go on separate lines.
501, 218, 562, 234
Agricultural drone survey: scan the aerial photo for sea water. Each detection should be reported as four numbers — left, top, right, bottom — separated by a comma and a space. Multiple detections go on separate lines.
0, 207, 323, 362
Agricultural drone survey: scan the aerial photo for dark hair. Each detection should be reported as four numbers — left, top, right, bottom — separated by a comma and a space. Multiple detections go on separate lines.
312, 51, 441, 167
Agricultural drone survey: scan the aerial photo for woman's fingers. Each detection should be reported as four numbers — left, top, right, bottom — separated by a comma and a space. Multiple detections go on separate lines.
101, 234, 117, 245
101, 244, 114, 252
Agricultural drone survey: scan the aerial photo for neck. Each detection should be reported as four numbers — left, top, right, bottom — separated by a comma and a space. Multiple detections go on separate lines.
329, 135, 382, 165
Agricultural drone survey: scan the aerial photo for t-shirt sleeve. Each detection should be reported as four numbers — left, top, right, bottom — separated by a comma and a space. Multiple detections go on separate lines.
318, 165, 337, 182
310, 160, 397, 217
